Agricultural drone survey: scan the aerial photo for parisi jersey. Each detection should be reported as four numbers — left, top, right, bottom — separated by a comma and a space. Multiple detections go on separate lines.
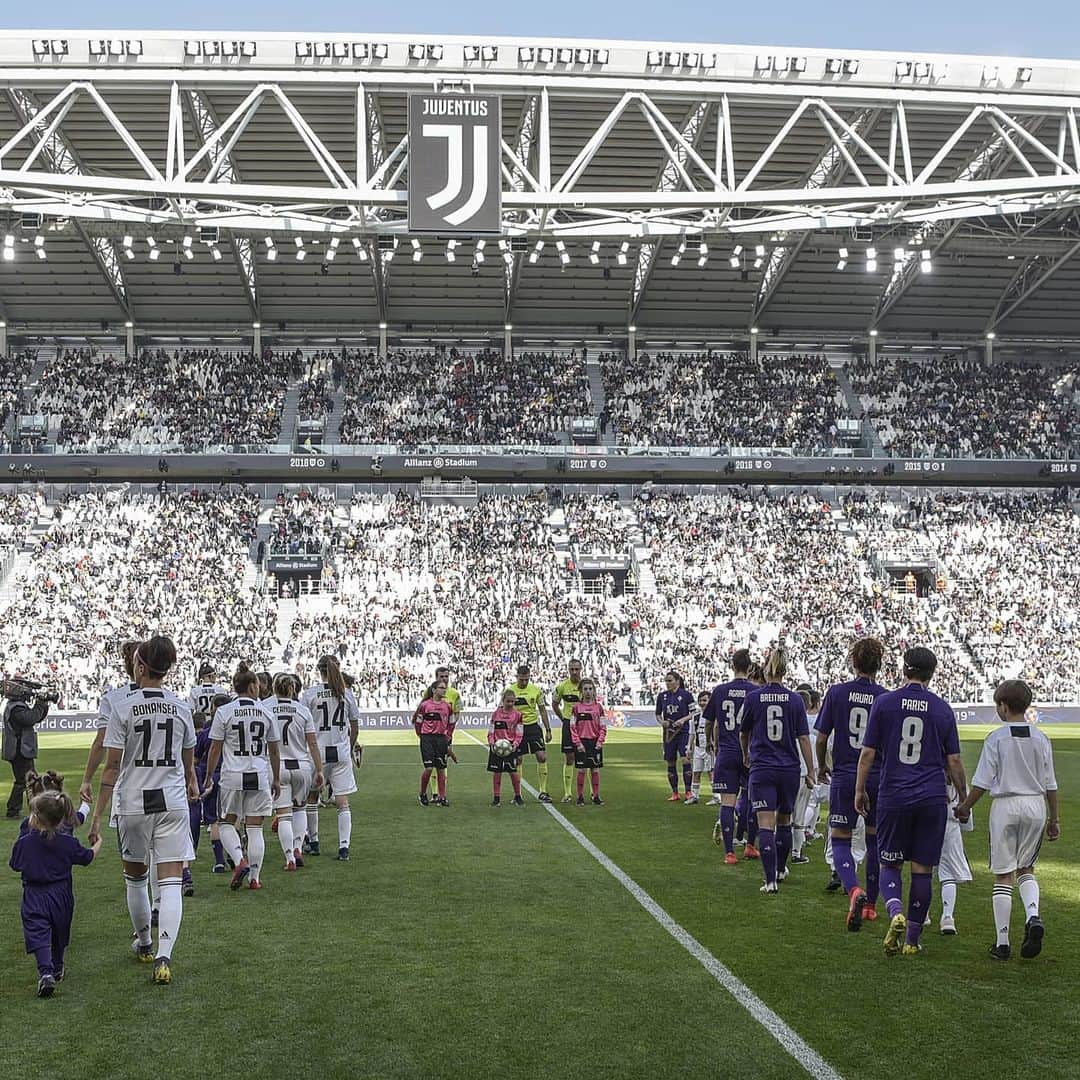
300, 684, 360, 762
210, 696, 281, 790
103, 687, 196, 816
267, 696, 318, 769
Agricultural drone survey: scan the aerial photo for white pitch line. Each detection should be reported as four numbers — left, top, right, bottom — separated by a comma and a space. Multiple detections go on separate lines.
460, 731, 843, 1080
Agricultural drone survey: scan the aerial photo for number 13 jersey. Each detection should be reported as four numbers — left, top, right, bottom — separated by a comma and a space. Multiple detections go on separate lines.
210, 696, 281, 791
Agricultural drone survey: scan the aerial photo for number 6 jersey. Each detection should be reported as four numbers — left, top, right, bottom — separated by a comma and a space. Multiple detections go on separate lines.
104, 687, 196, 816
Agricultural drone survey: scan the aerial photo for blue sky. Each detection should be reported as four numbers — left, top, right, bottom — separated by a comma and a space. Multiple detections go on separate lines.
3, 0, 1078, 60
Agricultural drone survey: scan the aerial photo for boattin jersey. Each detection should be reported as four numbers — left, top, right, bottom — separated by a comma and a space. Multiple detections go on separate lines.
741, 683, 808, 771
569, 702, 607, 746
863, 683, 960, 811
300, 684, 360, 761
488, 707, 524, 747
505, 683, 544, 726
210, 696, 281, 791
188, 682, 230, 717
815, 677, 889, 780
267, 696, 317, 770
415, 698, 455, 737
703, 678, 757, 759
554, 678, 584, 722
655, 688, 694, 731
104, 687, 196, 816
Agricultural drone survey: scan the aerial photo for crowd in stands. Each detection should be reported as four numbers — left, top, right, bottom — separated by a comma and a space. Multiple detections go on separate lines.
599, 351, 847, 451
561, 491, 636, 552
29, 346, 289, 452
0, 351, 35, 452
848, 354, 1078, 458
267, 488, 339, 556
338, 347, 591, 446
0, 488, 276, 708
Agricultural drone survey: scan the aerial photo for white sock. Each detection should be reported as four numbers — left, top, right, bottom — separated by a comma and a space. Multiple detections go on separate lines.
248, 826, 265, 883
149, 853, 161, 910
306, 805, 319, 843
792, 827, 805, 857
940, 880, 957, 919
1018, 873, 1040, 919
219, 822, 245, 867
690, 781, 700, 797
125, 872, 152, 946
278, 814, 295, 859
156, 877, 183, 960
292, 808, 307, 854
992, 884, 1013, 946
337, 807, 352, 850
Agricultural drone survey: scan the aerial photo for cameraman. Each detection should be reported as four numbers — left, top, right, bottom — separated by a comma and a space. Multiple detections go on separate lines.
3, 683, 54, 818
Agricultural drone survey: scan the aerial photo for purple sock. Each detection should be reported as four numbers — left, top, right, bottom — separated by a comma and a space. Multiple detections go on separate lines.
682, 763, 693, 793
880, 864, 904, 918
747, 811, 759, 846
865, 833, 880, 904
831, 837, 860, 894
182, 867, 192, 885
906, 872, 932, 945
720, 805, 735, 854
212, 838, 225, 865
735, 795, 748, 841
666, 766, 679, 793
33, 945, 52, 977
189, 803, 201, 849
776, 824, 793, 874
758, 828, 777, 885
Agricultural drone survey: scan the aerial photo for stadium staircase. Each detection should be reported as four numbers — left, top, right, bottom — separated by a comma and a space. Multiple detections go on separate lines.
834, 364, 885, 457
585, 356, 616, 447
0, 503, 54, 599
623, 496, 656, 596
323, 388, 346, 446
277, 379, 303, 448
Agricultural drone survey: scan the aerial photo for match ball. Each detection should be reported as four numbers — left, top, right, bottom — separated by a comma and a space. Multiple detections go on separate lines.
493, 738, 514, 758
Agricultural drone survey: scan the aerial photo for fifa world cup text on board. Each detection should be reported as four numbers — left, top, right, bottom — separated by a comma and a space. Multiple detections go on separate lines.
421, 98, 490, 117
289, 456, 326, 468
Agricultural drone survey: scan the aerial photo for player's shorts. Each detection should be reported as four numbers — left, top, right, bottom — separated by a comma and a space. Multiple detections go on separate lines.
829, 774, 878, 831
793, 778, 812, 825
320, 747, 358, 797
560, 721, 575, 755
420, 733, 450, 770
711, 753, 746, 795
219, 786, 274, 820
276, 762, 315, 810
486, 747, 519, 773
574, 738, 604, 770
519, 723, 547, 756
116, 810, 196, 865
662, 726, 690, 762
691, 746, 713, 775
938, 817, 973, 882
876, 799, 948, 867
988, 795, 1046, 875
749, 766, 800, 816
201, 779, 220, 825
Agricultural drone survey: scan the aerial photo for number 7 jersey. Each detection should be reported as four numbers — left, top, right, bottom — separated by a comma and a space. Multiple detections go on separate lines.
103, 687, 196, 816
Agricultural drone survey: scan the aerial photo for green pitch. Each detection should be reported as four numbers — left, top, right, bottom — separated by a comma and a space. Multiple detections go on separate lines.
2, 728, 1077, 1080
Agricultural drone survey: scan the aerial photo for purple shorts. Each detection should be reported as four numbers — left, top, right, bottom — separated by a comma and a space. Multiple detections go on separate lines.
662, 726, 690, 762
749, 766, 800, 816
829, 774, 878, 830
876, 800, 948, 867
711, 753, 746, 795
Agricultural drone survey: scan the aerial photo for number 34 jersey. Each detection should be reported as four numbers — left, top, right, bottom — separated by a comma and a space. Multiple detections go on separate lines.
814, 677, 889, 780
104, 687, 196, 816
210, 696, 281, 792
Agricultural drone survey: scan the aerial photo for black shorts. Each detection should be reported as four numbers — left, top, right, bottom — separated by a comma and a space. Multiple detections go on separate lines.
420, 733, 450, 770
486, 748, 519, 774
519, 723, 546, 756
560, 721, 575, 755
574, 739, 604, 770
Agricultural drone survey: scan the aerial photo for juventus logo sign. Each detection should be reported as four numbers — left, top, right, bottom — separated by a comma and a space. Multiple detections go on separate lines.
408, 94, 502, 234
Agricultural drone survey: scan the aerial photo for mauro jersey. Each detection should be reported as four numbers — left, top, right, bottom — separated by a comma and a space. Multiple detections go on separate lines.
864, 683, 960, 811
104, 687, 196, 816
703, 678, 757, 758
210, 696, 281, 790
814, 677, 889, 780
267, 696, 317, 770
742, 683, 809, 771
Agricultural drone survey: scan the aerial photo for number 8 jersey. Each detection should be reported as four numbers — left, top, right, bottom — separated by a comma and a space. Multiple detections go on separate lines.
104, 687, 196, 816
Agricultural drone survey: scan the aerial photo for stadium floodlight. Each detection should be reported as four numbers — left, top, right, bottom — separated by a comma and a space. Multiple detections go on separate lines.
557, 47, 574, 64
755, 243, 765, 257
187, 40, 203, 56
252, 321, 260, 329
36, 246, 46, 260
372, 43, 389, 60
221, 40, 238, 57
182, 235, 193, 248
789, 56, 807, 72
894, 247, 906, 260
836, 259, 847, 270
750, 326, 759, 334
826, 58, 843, 74
352, 43, 369, 59
576, 48, 592, 64
482, 45, 499, 62
866, 246, 877, 259
412, 247, 422, 263
838, 247, 849, 259
914, 61, 932, 79
124, 320, 133, 328
294, 236, 304, 248
4, 234, 14, 248
733, 244, 743, 256
843, 58, 859, 73
755, 55, 773, 71
1, 248, 11, 262
324, 246, 336, 262
427, 44, 444, 60
211, 247, 222, 261
986, 331, 996, 340
124, 247, 135, 260
241, 41, 257, 57
869, 328, 878, 337
89, 39, 106, 56
122, 235, 133, 248
51, 39, 69, 54
497, 238, 508, 252
628, 324, 636, 332
646, 50, 662, 66
538, 47, 554, 63
409, 44, 425, 61
149, 247, 160, 261
331, 42, 349, 59
264, 236, 274, 249
296, 247, 306, 261
32, 39, 49, 54
866, 259, 877, 272
203, 40, 221, 55
330, 238, 340, 250
595, 49, 609, 64
753, 257, 763, 269
183, 247, 194, 260
982, 64, 999, 82
617, 251, 628, 266
266, 247, 277, 261
555, 240, 565, 252
665, 51, 681, 67
313, 42, 331, 58
685, 51, 701, 67
895, 60, 912, 77
463, 45, 480, 61
920, 250, 932, 273
127, 39, 143, 56
729, 255, 740, 268
518, 46, 535, 63
378, 321, 387, 329
560, 251, 570, 265
1017, 67, 1033, 82
505, 322, 513, 331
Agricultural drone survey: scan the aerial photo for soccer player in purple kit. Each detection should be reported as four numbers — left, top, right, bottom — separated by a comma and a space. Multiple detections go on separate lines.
656, 670, 694, 802
856, 646, 967, 957
815, 637, 889, 932
740, 648, 816, 893
704, 649, 757, 865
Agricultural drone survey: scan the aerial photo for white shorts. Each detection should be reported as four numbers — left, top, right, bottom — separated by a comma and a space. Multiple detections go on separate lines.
320, 758, 357, 798
793, 781, 812, 827
937, 818, 973, 882
219, 786, 274, 820
116, 810, 195, 865
276, 765, 314, 810
691, 747, 713, 775
988, 795, 1046, 875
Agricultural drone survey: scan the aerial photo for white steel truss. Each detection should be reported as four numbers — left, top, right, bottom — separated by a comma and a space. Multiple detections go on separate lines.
504, 92, 541, 323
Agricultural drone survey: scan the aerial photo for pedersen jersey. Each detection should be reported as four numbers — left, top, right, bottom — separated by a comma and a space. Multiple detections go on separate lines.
864, 683, 960, 811
188, 682, 229, 718
742, 683, 808, 771
210, 696, 280, 791
104, 687, 196, 816
554, 679, 583, 722
814, 677, 889, 779
267, 696, 317, 771
703, 678, 757, 758
300, 684, 359, 764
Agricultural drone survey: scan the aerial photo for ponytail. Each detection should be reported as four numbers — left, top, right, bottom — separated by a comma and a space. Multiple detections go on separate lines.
233, 662, 260, 696
318, 654, 346, 701
273, 672, 299, 700
763, 648, 788, 684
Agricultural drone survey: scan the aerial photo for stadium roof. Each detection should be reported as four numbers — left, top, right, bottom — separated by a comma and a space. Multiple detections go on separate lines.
0, 30, 1079, 343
